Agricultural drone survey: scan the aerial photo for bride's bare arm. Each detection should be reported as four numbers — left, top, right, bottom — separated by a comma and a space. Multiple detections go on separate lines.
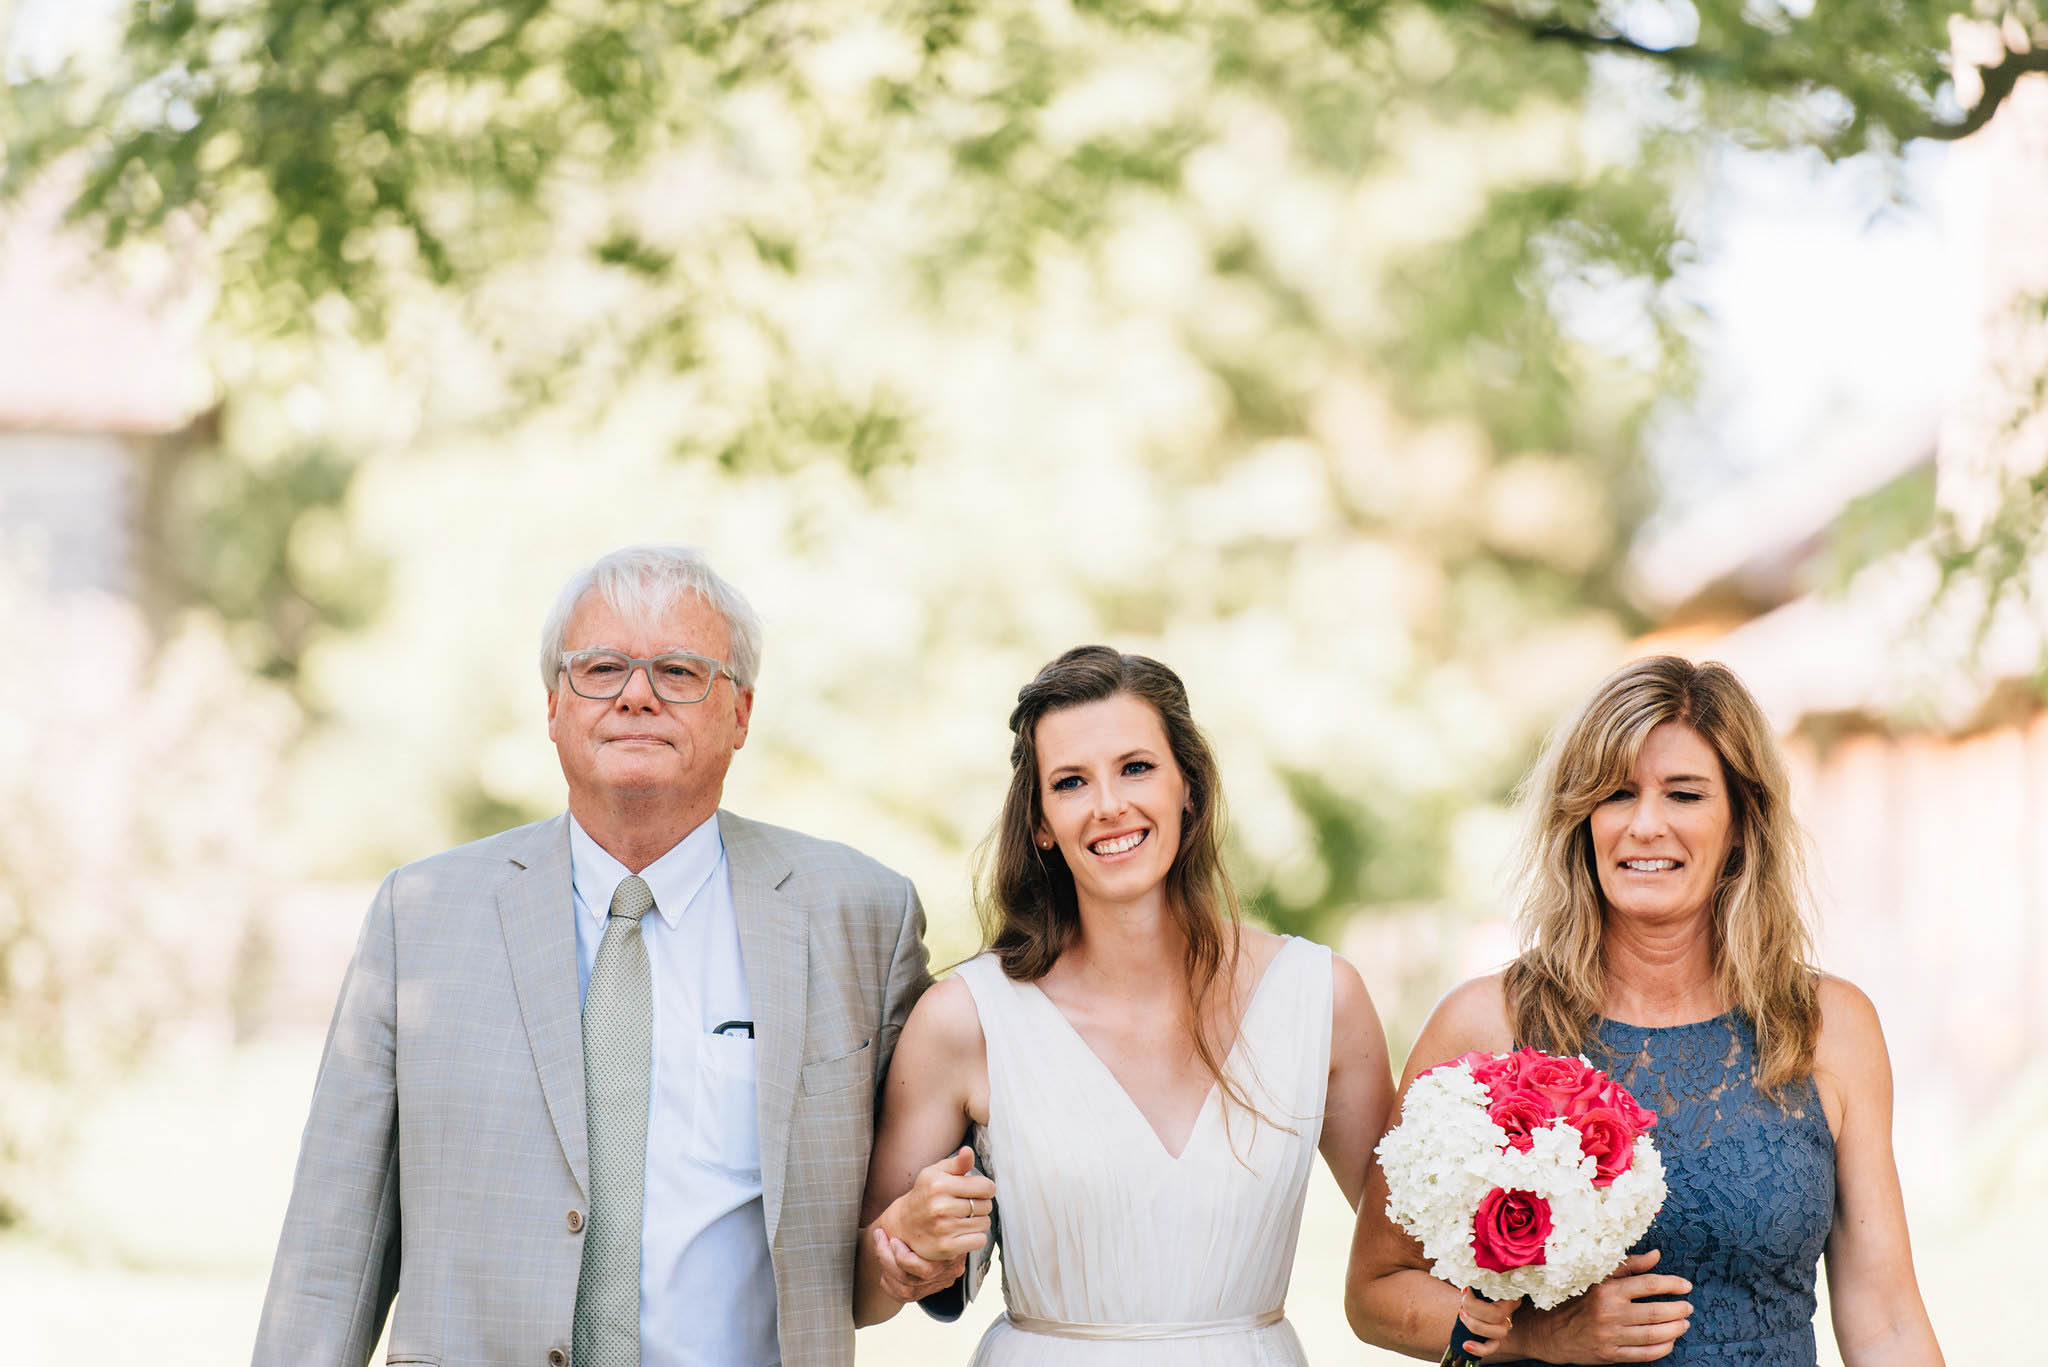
1319, 952, 1394, 1209
854, 976, 996, 1328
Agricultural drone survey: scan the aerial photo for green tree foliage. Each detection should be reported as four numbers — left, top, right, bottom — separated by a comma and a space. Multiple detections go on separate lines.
11, 0, 2037, 454
4, 0, 2042, 937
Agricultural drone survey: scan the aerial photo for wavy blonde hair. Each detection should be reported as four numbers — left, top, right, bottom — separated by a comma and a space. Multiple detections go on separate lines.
1501, 655, 1821, 1101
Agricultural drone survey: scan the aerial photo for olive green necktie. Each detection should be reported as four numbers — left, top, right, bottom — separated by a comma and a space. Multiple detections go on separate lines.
573, 874, 655, 1367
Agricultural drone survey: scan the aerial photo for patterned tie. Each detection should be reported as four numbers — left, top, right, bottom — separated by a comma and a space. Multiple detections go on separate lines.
573, 874, 655, 1367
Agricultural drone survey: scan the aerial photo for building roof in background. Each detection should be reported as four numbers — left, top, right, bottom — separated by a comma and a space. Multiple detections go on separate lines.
1628, 413, 1937, 620
0, 191, 210, 436
1630, 425, 2040, 737
1634, 81, 2048, 737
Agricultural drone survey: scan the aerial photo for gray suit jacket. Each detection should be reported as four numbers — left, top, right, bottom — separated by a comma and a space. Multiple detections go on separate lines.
253, 811, 931, 1367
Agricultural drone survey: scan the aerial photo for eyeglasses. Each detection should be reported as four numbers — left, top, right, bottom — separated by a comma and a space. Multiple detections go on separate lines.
558, 649, 736, 705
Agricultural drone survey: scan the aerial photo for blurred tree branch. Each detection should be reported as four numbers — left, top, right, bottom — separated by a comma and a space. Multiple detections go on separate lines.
1463, 0, 2048, 148
1921, 42, 2048, 140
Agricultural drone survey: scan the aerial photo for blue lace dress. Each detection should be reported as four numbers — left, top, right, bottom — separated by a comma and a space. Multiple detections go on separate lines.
1574, 1012, 1836, 1365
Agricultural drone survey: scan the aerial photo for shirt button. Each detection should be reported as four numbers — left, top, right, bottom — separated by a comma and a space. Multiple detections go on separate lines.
566, 1209, 584, 1233
548, 1351, 567, 1367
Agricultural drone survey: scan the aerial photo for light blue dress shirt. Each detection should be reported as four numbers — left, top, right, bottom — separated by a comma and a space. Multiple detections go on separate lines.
570, 814, 779, 1367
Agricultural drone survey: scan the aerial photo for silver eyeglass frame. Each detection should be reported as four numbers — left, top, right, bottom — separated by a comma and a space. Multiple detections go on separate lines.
557, 649, 736, 705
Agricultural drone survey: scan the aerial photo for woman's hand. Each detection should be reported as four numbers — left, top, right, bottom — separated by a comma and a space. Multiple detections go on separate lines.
1513, 1251, 1693, 1363
878, 1145, 996, 1264
1455, 1289, 1522, 1359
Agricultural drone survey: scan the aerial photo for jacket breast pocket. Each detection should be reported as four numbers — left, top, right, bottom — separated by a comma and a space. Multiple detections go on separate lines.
799, 1038, 873, 1096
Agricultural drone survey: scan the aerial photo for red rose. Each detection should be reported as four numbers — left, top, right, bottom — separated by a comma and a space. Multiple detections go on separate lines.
1523, 1053, 1599, 1112
1567, 1106, 1638, 1185
1466, 1052, 1519, 1093
1487, 1087, 1557, 1152
1606, 1080, 1658, 1132
1555, 1067, 1616, 1119
1471, 1186, 1552, 1271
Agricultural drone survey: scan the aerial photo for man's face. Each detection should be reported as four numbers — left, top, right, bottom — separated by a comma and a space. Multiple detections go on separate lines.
546, 590, 753, 813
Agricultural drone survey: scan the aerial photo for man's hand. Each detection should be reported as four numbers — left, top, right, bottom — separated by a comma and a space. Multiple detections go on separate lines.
868, 1226, 966, 1302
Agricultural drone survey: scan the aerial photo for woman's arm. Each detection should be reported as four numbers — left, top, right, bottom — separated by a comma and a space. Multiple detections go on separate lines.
1814, 976, 1945, 1366
1346, 974, 1520, 1358
1319, 952, 1395, 1209
854, 976, 997, 1328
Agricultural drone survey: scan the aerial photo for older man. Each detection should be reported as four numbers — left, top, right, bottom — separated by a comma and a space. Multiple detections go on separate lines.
255, 544, 944, 1367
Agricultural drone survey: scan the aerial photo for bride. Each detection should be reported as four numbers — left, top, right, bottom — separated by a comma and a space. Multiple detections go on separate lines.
853, 646, 1394, 1363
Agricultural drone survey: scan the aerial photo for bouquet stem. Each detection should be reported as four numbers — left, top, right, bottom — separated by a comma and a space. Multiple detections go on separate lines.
1438, 1306, 1492, 1367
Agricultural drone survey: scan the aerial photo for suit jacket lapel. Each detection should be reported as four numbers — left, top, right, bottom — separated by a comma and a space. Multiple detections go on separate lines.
496, 815, 589, 1198
724, 810, 807, 1244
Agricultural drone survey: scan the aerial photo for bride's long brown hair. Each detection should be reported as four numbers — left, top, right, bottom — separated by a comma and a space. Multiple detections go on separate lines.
976, 646, 1254, 1116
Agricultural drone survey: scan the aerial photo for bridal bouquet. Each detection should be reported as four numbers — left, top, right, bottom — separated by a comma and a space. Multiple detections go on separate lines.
1376, 1048, 1667, 1366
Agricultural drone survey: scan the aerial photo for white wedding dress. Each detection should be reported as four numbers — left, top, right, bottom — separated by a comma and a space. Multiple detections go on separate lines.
952, 936, 1332, 1366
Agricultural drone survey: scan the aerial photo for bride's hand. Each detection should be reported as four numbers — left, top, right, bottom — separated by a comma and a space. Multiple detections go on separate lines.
883, 1145, 996, 1264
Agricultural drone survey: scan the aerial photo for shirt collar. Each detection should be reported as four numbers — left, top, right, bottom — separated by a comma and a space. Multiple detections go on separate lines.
567, 811, 724, 931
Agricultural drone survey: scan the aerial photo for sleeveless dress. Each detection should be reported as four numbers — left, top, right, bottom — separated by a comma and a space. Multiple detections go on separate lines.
1577, 1012, 1836, 1366
952, 937, 1333, 1367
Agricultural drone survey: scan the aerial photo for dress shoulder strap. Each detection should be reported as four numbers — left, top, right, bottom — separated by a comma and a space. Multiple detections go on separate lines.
1232, 936, 1334, 1118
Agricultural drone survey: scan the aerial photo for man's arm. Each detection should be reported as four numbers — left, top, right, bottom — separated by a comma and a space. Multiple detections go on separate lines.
251, 873, 404, 1367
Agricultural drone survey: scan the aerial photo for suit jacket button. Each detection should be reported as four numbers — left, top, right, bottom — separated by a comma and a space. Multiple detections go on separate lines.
566, 1209, 584, 1233
548, 1350, 567, 1366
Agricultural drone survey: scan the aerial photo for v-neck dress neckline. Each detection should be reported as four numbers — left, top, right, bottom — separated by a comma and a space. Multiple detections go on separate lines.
952, 935, 1333, 1365
1017, 939, 1294, 1161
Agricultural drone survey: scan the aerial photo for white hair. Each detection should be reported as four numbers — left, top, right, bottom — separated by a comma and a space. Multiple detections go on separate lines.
540, 544, 764, 692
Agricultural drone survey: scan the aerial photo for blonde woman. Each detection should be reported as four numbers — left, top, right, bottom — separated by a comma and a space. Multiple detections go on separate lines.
1346, 656, 1943, 1366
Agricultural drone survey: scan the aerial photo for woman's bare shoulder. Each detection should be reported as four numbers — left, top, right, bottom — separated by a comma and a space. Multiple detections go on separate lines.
1812, 972, 1887, 1070
1323, 948, 1385, 1037
1403, 973, 1514, 1083
1432, 972, 1512, 1036
902, 971, 988, 1060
